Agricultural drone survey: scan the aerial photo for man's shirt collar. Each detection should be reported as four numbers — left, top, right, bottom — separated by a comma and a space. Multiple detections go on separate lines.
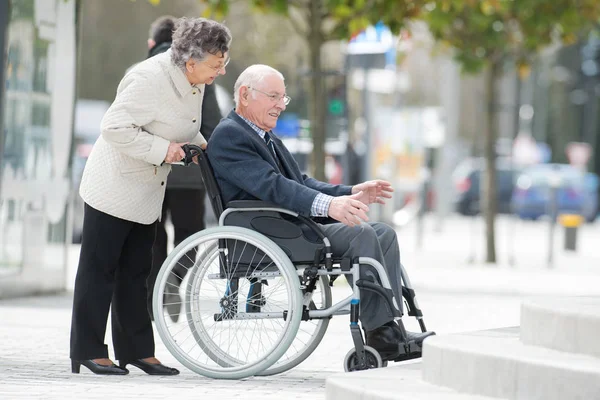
237, 113, 267, 140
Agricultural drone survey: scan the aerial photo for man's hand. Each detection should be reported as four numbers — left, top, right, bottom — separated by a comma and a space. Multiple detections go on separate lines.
328, 192, 370, 227
351, 180, 393, 205
164, 142, 188, 163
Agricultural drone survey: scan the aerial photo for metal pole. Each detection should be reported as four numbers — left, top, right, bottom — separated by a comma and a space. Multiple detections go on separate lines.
0, 0, 10, 199
361, 67, 371, 183
416, 148, 428, 250
547, 168, 561, 268
468, 93, 484, 264
507, 72, 522, 267
547, 187, 556, 267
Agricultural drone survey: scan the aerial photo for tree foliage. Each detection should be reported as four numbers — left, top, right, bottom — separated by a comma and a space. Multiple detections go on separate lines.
425, 0, 600, 73
424, 0, 600, 263
201, 0, 423, 41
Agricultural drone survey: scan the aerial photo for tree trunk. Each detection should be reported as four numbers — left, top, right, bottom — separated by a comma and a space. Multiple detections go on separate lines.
308, 0, 326, 181
483, 61, 500, 263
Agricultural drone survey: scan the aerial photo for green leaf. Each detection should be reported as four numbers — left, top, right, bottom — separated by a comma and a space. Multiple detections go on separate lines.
333, 5, 353, 19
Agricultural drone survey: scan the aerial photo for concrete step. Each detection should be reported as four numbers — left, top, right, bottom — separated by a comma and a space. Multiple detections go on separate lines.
326, 361, 496, 400
421, 327, 600, 400
520, 296, 600, 359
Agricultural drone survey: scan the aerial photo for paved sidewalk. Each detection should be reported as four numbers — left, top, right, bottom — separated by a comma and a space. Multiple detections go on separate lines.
3, 214, 600, 399
1, 285, 526, 400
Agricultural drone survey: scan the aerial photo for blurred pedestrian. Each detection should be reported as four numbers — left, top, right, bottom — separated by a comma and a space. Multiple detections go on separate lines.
69, 17, 231, 376
142, 15, 225, 324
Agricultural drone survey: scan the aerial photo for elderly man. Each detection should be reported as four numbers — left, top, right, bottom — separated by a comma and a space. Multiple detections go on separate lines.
207, 64, 434, 361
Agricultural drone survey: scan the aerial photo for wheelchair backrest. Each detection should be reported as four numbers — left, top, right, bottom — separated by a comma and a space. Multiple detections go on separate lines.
196, 149, 225, 219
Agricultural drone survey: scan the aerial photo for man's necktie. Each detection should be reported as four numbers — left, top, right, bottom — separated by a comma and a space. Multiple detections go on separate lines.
264, 131, 285, 172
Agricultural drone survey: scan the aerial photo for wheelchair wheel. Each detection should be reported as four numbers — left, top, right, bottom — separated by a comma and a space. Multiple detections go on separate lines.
343, 346, 383, 372
153, 226, 303, 379
184, 248, 332, 376
257, 274, 331, 375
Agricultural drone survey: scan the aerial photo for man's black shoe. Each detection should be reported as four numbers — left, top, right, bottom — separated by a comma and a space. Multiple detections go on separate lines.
366, 322, 436, 361
405, 329, 436, 345
366, 324, 403, 360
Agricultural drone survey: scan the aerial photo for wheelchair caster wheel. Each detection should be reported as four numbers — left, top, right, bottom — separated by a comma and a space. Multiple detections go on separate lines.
381, 360, 388, 368
343, 345, 383, 372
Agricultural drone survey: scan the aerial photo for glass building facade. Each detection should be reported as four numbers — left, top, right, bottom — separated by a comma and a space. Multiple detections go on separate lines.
0, 0, 77, 297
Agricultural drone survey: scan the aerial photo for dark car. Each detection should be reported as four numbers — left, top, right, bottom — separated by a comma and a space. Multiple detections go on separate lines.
452, 157, 518, 216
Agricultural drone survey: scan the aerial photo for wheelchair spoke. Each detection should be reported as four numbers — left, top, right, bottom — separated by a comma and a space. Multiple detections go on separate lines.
257, 275, 332, 376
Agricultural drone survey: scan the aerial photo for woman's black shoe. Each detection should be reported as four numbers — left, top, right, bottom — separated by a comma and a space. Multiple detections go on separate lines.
120, 359, 180, 375
71, 359, 129, 375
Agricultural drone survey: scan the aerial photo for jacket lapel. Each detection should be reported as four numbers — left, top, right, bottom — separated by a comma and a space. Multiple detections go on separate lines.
270, 134, 301, 183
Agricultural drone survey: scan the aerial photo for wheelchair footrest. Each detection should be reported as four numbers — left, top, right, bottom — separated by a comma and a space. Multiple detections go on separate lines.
392, 350, 422, 362
391, 340, 423, 362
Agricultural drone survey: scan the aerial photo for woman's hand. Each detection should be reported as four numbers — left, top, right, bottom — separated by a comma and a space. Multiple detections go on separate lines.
164, 142, 188, 163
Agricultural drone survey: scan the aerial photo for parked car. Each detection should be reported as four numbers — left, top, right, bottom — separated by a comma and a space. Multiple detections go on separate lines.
511, 163, 598, 222
452, 157, 518, 216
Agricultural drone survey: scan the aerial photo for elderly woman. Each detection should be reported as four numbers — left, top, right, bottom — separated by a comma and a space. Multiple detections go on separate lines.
69, 18, 231, 376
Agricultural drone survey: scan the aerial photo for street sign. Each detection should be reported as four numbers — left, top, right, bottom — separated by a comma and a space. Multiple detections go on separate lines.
347, 22, 394, 55
346, 22, 396, 71
566, 142, 592, 168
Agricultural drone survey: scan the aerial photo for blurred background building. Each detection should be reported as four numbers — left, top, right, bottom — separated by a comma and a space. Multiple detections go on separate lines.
0, 0, 77, 296
1, 0, 599, 297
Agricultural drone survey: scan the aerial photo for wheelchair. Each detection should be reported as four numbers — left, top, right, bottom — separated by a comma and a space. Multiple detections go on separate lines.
152, 144, 431, 380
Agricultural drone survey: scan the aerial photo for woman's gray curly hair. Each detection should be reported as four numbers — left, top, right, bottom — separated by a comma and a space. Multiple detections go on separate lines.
171, 18, 232, 69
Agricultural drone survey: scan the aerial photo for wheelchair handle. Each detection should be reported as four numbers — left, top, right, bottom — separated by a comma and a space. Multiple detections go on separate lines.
181, 144, 204, 166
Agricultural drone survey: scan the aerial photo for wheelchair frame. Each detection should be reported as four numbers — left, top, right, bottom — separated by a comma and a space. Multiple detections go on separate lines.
153, 144, 429, 379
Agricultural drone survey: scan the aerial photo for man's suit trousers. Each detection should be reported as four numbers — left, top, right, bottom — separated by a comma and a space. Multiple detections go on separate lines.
320, 222, 401, 331
70, 203, 156, 361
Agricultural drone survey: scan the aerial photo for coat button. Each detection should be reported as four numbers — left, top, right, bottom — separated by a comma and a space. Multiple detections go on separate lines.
161, 181, 165, 186
192, 91, 197, 95
192, 118, 197, 123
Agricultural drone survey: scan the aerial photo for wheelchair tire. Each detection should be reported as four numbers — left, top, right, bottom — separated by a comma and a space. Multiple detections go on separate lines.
343, 346, 383, 372
153, 226, 303, 379
184, 247, 332, 376
257, 275, 332, 376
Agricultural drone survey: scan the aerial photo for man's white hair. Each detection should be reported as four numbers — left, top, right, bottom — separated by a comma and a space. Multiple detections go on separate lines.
233, 64, 285, 107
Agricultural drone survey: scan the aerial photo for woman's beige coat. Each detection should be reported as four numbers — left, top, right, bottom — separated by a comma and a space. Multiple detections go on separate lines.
79, 49, 208, 224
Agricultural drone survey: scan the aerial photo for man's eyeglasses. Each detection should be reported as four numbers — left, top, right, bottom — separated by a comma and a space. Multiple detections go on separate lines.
205, 57, 230, 72
250, 87, 291, 105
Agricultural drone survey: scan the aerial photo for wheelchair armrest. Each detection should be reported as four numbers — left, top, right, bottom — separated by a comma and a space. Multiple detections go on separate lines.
223, 201, 324, 239
226, 200, 296, 213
